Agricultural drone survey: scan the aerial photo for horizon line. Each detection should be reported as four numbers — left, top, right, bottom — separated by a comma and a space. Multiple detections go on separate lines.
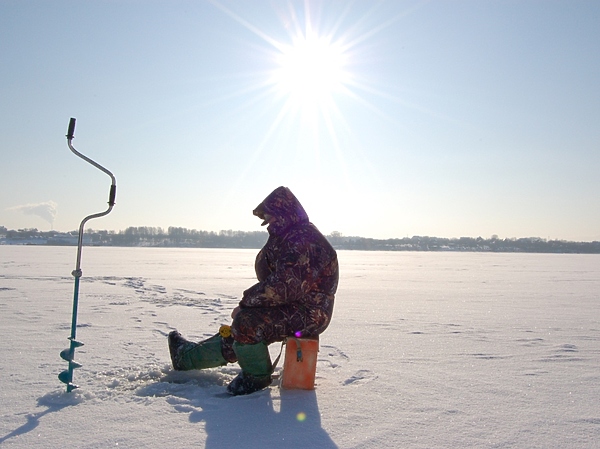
2, 225, 599, 244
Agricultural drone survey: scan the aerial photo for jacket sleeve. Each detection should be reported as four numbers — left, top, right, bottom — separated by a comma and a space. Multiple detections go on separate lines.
239, 239, 313, 308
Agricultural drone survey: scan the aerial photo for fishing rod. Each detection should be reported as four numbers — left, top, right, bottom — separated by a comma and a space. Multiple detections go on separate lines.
59, 118, 117, 392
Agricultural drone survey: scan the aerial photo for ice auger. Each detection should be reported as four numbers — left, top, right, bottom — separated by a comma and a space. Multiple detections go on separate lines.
59, 118, 117, 392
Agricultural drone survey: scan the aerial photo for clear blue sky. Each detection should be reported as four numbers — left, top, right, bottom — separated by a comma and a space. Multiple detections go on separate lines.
1, 1, 599, 241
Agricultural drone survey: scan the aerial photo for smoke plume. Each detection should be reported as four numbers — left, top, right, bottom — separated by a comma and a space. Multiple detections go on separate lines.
7, 201, 58, 229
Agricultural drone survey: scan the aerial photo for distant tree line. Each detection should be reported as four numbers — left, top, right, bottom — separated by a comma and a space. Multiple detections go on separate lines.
106, 227, 269, 248
1, 225, 600, 253
326, 233, 600, 254
55, 226, 268, 248
0, 226, 268, 248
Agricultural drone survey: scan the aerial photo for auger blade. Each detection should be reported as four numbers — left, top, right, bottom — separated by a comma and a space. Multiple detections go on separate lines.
70, 360, 83, 369
59, 370, 80, 391
60, 349, 73, 362
58, 370, 71, 384
69, 339, 84, 348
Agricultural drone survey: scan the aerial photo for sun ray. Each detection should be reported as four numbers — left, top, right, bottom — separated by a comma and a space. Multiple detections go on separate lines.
204, 0, 430, 211
207, 0, 287, 52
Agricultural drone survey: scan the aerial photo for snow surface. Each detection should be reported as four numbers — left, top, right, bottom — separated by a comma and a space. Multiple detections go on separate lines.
0, 246, 599, 448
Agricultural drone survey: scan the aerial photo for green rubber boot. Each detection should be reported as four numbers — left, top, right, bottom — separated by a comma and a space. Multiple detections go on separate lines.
227, 341, 273, 395
168, 331, 230, 371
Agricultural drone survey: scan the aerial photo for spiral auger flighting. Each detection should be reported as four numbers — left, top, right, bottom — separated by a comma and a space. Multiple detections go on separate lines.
59, 118, 117, 392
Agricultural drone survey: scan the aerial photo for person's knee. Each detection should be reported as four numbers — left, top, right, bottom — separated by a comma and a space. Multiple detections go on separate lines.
231, 309, 263, 344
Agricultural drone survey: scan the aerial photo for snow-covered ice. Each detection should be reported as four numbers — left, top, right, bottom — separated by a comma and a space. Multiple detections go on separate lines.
1, 246, 598, 448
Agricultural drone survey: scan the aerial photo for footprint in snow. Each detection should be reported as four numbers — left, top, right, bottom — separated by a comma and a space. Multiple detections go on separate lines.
318, 344, 349, 369
343, 369, 377, 386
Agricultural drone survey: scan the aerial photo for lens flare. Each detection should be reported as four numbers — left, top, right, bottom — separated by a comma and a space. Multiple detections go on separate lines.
296, 412, 307, 422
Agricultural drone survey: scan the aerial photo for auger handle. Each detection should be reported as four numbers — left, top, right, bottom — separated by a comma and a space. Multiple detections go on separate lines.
109, 184, 117, 207
67, 117, 76, 140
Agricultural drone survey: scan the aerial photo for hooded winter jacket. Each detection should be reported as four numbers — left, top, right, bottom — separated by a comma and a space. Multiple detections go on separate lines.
238, 187, 338, 334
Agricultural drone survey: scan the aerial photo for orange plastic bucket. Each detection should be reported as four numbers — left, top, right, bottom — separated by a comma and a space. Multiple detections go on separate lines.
281, 336, 319, 390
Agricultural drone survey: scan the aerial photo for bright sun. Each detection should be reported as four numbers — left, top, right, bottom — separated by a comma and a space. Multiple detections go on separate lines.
273, 34, 348, 110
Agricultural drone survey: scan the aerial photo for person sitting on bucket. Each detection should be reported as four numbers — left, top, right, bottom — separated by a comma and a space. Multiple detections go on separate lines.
168, 186, 339, 395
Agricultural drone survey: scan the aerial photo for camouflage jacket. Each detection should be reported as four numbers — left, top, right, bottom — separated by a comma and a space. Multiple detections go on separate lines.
239, 187, 338, 311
